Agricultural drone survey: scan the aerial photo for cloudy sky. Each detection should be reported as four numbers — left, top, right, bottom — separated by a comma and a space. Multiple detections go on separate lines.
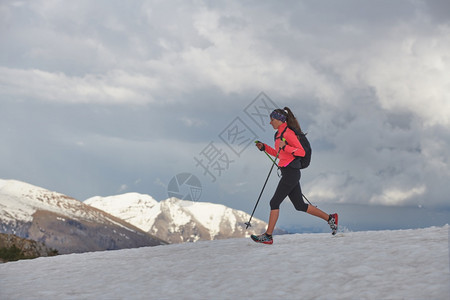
1, 0, 449, 231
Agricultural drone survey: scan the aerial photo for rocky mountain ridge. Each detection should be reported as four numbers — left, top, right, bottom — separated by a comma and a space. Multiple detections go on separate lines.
85, 193, 273, 243
0, 179, 165, 254
1, 179, 276, 253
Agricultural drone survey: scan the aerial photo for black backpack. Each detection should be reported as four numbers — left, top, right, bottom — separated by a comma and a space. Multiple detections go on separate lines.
275, 126, 312, 169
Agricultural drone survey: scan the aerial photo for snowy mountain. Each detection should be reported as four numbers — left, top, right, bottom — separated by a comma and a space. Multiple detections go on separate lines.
85, 193, 273, 243
0, 179, 165, 254
1, 226, 448, 299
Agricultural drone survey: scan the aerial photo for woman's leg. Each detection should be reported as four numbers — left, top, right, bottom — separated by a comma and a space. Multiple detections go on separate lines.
266, 168, 298, 234
288, 182, 308, 212
266, 209, 279, 235
284, 169, 338, 234
290, 183, 329, 221
306, 205, 329, 221
286, 170, 329, 221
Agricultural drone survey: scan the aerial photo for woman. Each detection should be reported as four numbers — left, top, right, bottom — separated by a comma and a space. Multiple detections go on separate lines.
252, 107, 338, 244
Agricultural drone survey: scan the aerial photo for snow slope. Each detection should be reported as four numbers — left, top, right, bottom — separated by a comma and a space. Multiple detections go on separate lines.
1, 226, 449, 300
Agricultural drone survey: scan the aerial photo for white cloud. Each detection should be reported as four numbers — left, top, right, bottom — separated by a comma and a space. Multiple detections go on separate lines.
180, 117, 206, 127
0, 67, 157, 104
370, 186, 427, 206
364, 26, 450, 127
117, 184, 128, 193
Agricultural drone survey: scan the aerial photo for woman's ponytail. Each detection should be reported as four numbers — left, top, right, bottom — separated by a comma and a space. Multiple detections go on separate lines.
283, 107, 303, 134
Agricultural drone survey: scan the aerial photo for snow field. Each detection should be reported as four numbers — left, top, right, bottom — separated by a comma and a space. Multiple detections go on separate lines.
0, 226, 449, 299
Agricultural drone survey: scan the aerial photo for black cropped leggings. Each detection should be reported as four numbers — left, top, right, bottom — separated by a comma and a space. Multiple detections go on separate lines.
269, 166, 309, 212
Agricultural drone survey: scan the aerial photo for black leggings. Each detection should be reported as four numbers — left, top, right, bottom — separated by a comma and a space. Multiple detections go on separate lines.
270, 167, 309, 212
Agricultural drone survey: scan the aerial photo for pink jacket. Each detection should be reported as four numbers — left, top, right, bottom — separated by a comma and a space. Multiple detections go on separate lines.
264, 123, 305, 167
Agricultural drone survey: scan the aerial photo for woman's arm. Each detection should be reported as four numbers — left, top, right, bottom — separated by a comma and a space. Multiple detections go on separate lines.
282, 129, 305, 157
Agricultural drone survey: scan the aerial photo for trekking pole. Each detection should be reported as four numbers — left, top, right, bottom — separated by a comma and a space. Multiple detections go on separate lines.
263, 150, 277, 165
245, 141, 282, 229
302, 193, 316, 207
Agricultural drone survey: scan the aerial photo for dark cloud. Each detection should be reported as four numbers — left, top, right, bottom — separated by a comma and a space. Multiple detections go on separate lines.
1, 1, 449, 232
422, 0, 450, 24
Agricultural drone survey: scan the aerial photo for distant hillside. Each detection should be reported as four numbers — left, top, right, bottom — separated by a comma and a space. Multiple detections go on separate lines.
0, 233, 57, 262
0, 179, 166, 254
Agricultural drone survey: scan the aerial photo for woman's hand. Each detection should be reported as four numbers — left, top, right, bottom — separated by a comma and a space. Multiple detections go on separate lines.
256, 142, 265, 151
279, 139, 286, 149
